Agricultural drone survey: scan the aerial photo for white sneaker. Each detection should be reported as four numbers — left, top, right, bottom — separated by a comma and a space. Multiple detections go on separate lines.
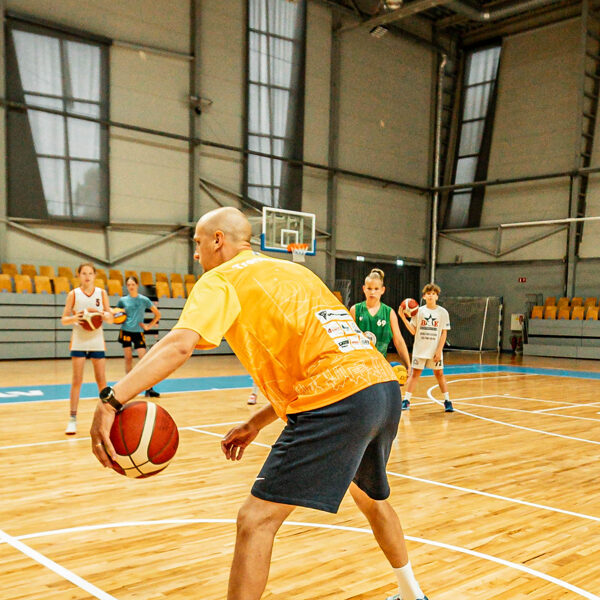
247, 393, 257, 405
65, 419, 77, 435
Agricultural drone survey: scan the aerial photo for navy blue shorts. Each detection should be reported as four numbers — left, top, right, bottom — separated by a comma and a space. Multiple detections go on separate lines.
70, 350, 105, 359
251, 380, 402, 513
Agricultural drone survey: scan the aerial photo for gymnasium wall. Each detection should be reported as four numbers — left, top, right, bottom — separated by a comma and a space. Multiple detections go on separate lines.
0, 0, 434, 284
1, 0, 192, 274
437, 18, 600, 351
438, 19, 580, 266
334, 22, 431, 264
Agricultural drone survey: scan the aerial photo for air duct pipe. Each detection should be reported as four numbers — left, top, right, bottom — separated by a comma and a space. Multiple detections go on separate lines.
448, 0, 563, 22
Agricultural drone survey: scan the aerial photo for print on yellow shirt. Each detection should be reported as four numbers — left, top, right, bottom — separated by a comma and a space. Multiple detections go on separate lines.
175, 251, 396, 419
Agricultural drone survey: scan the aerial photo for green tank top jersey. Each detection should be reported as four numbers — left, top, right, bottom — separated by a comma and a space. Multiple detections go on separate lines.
354, 301, 394, 356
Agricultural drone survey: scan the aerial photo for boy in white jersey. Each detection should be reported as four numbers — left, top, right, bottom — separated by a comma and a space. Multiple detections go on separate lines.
398, 283, 453, 412
61, 263, 113, 434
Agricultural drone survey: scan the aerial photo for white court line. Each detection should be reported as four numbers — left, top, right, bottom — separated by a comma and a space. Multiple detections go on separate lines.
456, 400, 600, 423
0, 421, 244, 452
534, 401, 600, 413
386, 471, 600, 523
7, 519, 599, 600
186, 427, 600, 523
427, 378, 600, 446
0, 527, 117, 600
504, 394, 580, 406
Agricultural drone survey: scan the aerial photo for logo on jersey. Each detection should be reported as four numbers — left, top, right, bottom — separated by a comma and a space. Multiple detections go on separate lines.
364, 331, 377, 345
421, 313, 439, 328
315, 309, 353, 324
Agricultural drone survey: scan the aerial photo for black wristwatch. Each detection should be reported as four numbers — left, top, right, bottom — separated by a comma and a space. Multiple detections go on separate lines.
99, 386, 124, 412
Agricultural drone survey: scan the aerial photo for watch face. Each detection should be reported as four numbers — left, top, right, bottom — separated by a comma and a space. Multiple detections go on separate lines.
100, 386, 113, 401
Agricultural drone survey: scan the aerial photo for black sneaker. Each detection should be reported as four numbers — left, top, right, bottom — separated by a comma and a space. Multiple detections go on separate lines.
145, 388, 160, 398
401, 399, 410, 411
444, 400, 454, 412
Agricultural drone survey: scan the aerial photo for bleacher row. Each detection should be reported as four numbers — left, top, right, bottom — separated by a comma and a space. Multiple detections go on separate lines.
0, 263, 199, 299
530, 297, 599, 321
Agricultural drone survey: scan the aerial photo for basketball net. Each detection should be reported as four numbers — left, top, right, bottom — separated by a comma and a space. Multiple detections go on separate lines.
287, 243, 309, 263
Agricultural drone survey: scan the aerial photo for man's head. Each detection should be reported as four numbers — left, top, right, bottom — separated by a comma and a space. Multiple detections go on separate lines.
193, 207, 252, 271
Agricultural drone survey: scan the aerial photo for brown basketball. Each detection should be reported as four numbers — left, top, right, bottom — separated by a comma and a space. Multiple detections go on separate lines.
108, 401, 179, 478
400, 298, 419, 318
79, 308, 104, 331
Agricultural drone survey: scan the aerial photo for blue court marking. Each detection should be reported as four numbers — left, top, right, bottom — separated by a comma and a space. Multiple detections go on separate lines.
1, 364, 599, 405
0, 375, 254, 405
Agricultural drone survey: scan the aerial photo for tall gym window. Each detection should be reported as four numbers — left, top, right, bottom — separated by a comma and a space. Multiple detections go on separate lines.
446, 45, 501, 229
6, 17, 109, 222
245, 0, 307, 210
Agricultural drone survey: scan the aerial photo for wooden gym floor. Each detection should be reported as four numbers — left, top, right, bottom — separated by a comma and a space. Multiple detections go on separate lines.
1, 351, 599, 600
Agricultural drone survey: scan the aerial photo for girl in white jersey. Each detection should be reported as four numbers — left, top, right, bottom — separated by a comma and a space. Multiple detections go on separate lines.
61, 263, 113, 434
398, 282, 453, 413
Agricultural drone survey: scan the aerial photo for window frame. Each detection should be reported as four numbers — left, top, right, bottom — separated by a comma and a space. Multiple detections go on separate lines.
5, 14, 110, 224
444, 42, 502, 230
243, 0, 307, 211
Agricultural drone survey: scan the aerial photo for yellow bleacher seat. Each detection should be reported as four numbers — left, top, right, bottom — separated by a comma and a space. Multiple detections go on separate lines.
58, 266, 74, 279
155, 281, 170, 299
557, 307, 571, 320
557, 297, 569, 309
530, 306, 544, 319
109, 269, 123, 284
171, 282, 185, 299
39, 265, 55, 278
184, 274, 196, 284
125, 270, 138, 281
544, 306, 557, 319
584, 297, 597, 308
570, 297, 583, 307
53, 276, 70, 294
155, 272, 168, 283
170, 273, 183, 285
571, 306, 585, 321
108, 279, 123, 297
34, 275, 52, 294
0, 274, 12, 292
586, 306, 599, 320
96, 268, 107, 282
95, 278, 106, 290
185, 282, 195, 297
140, 271, 154, 286
544, 297, 556, 306
71, 277, 80, 290
2, 263, 17, 276
21, 264, 36, 278
14, 274, 32, 294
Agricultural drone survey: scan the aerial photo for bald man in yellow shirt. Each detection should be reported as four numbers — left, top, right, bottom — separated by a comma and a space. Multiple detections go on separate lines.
90, 208, 429, 600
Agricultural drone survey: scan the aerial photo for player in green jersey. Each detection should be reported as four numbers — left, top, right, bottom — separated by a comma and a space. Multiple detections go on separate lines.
350, 268, 410, 370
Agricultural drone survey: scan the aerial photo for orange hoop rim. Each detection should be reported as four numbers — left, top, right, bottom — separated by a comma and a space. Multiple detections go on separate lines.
287, 243, 309, 254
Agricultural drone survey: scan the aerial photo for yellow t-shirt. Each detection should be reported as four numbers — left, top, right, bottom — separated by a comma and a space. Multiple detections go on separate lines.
174, 250, 396, 419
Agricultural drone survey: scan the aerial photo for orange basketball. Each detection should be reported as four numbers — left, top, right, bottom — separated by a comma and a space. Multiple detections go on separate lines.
108, 401, 179, 478
400, 298, 419, 318
79, 308, 103, 331
111, 307, 127, 325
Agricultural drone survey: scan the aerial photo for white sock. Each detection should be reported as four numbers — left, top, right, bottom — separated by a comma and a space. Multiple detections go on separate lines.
443, 392, 450, 401
404, 392, 412, 402
69, 415, 76, 421
393, 561, 424, 600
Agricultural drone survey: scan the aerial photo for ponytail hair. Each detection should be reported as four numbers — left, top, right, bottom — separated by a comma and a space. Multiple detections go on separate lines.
365, 268, 385, 285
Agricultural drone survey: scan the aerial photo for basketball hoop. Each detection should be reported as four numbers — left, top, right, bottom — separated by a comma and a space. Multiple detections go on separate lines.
287, 243, 309, 263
